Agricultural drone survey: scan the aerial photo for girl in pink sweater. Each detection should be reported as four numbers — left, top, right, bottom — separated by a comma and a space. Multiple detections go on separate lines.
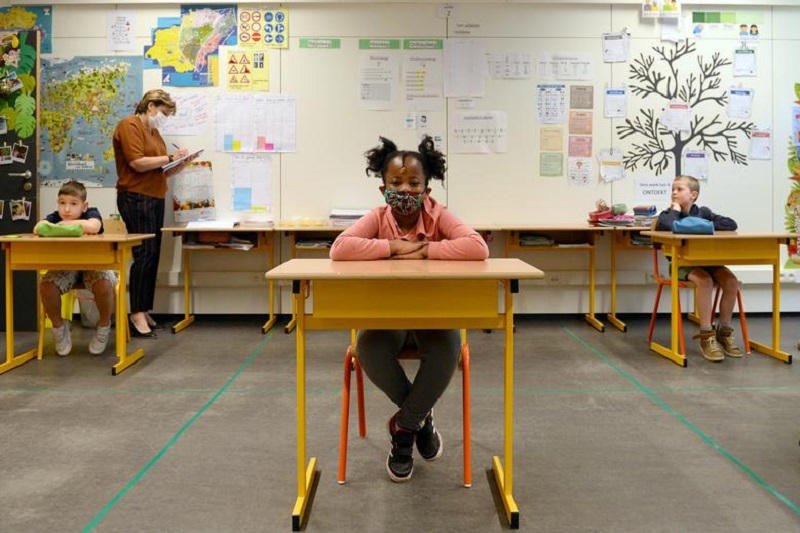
330, 136, 488, 483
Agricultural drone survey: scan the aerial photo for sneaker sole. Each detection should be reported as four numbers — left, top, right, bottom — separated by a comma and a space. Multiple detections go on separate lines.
702, 354, 724, 362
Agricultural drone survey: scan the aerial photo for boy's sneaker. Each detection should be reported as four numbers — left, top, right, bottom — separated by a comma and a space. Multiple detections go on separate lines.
52, 321, 72, 357
416, 411, 443, 462
89, 324, 112, 355
693, 330, 724, 362
716, 326, 743, 357
386, 413, 415, 483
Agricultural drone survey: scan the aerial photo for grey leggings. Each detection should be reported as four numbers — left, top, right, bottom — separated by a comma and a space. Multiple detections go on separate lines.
356, 329, 461, 432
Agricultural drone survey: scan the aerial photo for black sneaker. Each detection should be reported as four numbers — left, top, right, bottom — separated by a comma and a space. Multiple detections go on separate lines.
416, 411, 443, 461
387, 414, 415, 482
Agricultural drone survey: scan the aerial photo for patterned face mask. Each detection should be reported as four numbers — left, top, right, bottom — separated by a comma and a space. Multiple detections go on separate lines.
384, 189, 424, 216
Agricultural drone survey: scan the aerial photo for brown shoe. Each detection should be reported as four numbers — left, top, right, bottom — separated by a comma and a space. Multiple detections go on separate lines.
693, 331, 724, 362
716, 326, 742, 358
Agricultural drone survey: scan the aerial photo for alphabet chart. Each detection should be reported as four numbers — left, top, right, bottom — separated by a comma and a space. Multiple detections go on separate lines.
450, 111, 508, 153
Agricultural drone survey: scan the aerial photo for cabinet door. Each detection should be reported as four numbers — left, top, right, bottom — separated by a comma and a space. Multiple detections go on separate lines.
0, 30, 39, 331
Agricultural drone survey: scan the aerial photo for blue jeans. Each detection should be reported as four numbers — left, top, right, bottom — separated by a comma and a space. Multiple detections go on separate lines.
356, 329, 461, 431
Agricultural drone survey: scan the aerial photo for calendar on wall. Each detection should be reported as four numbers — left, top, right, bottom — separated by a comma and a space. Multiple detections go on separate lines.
450, 111, 508, 153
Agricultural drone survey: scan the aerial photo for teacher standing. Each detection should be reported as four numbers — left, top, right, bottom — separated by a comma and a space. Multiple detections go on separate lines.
113, 89, 192, 337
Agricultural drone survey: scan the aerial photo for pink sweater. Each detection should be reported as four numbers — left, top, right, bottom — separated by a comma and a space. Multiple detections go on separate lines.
329, 196, 489, 261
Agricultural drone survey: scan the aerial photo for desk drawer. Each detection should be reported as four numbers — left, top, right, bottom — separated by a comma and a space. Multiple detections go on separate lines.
679, 239, 777, 263
312, 279, 499, 319
10, 242, 116, 267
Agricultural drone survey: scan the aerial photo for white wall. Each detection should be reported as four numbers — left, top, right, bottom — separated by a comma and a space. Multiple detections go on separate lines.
26, 2, 800, 314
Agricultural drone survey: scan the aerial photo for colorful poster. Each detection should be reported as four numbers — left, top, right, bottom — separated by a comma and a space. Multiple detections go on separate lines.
214, 93, 296, 153
237, 8, 288, 48
40, 56, 143, 187
171, 161, 216, 223
144, 5, 237, 87
223, 47, 269, 91
0, 6, 52, 54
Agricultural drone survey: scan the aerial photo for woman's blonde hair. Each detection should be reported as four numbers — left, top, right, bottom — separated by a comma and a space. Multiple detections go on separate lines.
134, 89, 176, 115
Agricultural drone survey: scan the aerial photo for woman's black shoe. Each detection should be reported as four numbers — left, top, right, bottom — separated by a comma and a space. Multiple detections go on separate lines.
129, 318, 157, 338
148, 321, 165, 330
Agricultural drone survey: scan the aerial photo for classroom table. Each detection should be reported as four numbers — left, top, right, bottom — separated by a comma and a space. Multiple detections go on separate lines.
503, 226, 606, 331
275, 226, 345, 334
163, 224, 277, 334
265, 258, 544, 530
0, 233, 154, 375
606, 226, 653, 332
642, 231, 794, 367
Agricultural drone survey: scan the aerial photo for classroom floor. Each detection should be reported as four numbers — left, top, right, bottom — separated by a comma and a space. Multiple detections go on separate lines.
2, 314, 800, 532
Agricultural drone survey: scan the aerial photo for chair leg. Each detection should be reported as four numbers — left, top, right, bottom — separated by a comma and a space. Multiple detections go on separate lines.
676, 296, 686, 356
37, 299, 46, 360
647, 285, 664, 342
461, 344, 472, 488
355, 359, 366, 439
338, 349, 354, 485
737, 290, 751, 354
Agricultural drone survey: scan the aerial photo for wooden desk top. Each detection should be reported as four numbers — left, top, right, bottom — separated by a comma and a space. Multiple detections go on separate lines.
501, 225, 606, 232
266, 258, 544, 280
642, 231, 796, 241
0, 233, 154, 243
162, 224, 275, 233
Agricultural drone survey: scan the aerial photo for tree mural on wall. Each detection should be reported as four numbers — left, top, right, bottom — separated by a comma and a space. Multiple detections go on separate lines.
616, 39, 754, 176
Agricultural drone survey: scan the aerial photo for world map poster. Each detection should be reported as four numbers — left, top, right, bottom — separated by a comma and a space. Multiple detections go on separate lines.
39, 56, 143, 187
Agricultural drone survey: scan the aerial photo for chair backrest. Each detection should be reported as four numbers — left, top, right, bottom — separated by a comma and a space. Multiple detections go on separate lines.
103, 218, 127, 235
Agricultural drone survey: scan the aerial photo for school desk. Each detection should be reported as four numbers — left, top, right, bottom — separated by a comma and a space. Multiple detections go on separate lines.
503, 226, 606, 331
606, 226, 653, 332
162, 224, 277, 334
265, 258, 544, 530
0, 233, 154, 375
642, 231, 794, 367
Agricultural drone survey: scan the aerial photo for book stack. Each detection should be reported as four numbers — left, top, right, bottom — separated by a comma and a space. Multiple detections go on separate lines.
330, 208, 370, 227
633, 205, 658, 227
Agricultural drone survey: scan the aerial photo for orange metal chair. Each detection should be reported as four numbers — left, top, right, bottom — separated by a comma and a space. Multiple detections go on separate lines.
338, 329, 472, 487
647, 245, 750, 354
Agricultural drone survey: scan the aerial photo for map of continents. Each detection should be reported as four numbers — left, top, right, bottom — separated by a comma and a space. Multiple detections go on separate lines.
40, 56, 143, 187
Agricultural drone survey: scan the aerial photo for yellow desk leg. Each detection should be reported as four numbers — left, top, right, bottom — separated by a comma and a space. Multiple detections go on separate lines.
0, 255, 36, 374
749, 260, 792, 363
584, 235, 604, 332
112, 245, 144, 375
607, 233, 627, 332
262, 235, 277, 333
285, 297, 298, 334
649, 245, 687, 367
172, 246, 195, 334
292, 282, 317, 531
262, 279, 277, 333
493, 280, 520, 529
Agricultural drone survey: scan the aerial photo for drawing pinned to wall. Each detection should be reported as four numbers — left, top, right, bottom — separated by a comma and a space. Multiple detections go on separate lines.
144, 5, 237, 87
641, 1, 660, 19
568, 157, 592, 187
11, 140, 27, 163
450, 111, 507, 153
9, 198, 30, 220
171, 161, 216, 223
784, 84, 800, 267
160, 93, 210, 136
0, 142, 10, 165
616, 40, 754, 176
40, 56, 143, 187
0, 6, 52, 54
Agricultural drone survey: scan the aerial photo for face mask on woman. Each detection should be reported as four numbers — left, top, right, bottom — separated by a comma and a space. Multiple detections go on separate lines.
148, 111, 168, 130
384, 189, 424, 216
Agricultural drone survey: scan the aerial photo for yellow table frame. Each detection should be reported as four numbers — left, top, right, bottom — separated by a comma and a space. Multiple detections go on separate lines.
266, 258, 544, 530
607, 227, 652, 332
163, 226, 277, 334
642, 231, 793, 367
504, 227, 605, 332
0, 234, 153, 375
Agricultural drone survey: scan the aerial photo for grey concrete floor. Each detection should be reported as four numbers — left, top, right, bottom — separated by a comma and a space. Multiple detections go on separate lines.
2, 314, 800, 532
